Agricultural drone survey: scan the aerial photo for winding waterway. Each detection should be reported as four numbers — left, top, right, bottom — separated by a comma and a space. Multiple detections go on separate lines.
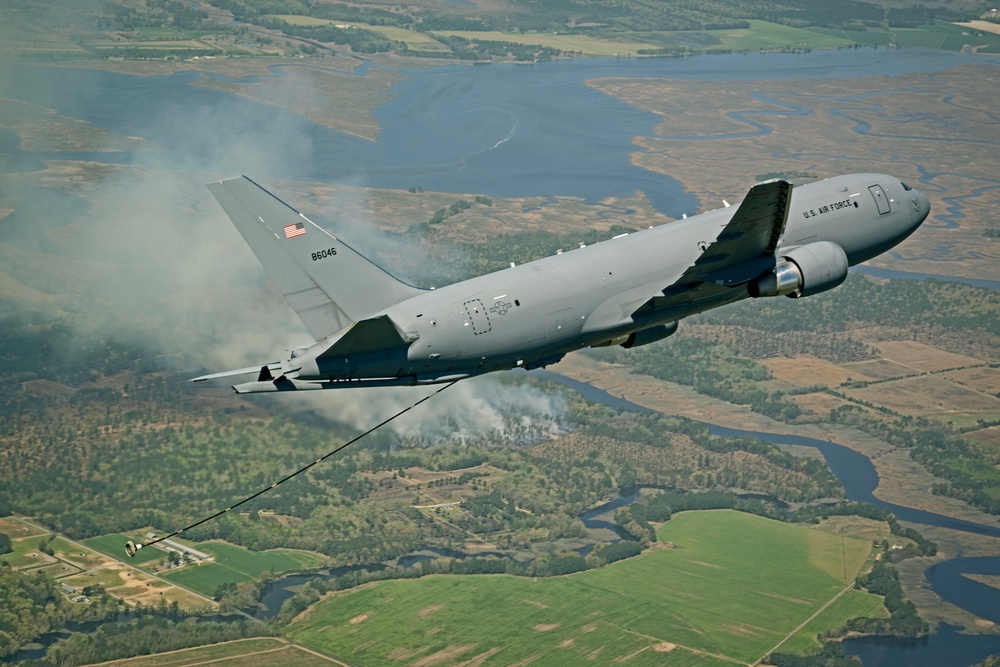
2, 49, 998, 664
233, 370, 1000, 666
1, 48, 996, 222
544, 372, 1000, 666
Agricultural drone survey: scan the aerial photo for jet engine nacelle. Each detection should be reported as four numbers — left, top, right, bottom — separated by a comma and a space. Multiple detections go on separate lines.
621, 321, 679, 349
748, 241, 849, 299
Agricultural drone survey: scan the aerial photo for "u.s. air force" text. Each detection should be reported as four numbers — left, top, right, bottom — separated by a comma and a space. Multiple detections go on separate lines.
803, 199, 858, 219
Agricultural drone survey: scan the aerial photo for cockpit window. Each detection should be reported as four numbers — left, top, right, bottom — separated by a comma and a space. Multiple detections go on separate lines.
901, 182, 912, 191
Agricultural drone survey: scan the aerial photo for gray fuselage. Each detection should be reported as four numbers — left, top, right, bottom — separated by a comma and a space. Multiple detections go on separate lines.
289, 173, 928, 386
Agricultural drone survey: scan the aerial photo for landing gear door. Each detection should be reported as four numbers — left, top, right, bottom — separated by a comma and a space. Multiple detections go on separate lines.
869, 185, 891, 215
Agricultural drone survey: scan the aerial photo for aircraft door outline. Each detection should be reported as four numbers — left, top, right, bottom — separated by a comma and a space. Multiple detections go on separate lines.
869, 185, 891, 215
463, 299, 492, 335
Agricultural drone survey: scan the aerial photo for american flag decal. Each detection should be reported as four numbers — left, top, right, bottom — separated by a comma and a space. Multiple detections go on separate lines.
283, 222, 306, 239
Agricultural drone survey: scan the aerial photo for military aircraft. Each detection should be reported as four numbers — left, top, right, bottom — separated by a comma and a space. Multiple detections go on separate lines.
194, 174, 929, 393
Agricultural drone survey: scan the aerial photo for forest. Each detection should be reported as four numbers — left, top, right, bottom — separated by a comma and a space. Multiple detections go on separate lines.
0, 336, 843, 558
1, 209, 994, 662
592, 274, 1000, 515
210, 0, 973, 34
0, 566, 123, 659
58, 0, 984, 63
3, 224, 996, 556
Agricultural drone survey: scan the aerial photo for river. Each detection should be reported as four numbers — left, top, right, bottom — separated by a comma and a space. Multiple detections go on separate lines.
250, 498, 635, 621
1, 48, 995, 222
2, 49, 998, 664
543, 372, 1000, 666
238, 370, 1000, 666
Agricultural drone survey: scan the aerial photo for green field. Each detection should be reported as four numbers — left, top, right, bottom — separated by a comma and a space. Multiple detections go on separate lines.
47, 535, 112, 570
200, 543, 327, 578
812, 21, 1000, 51
162, 562, 251, 596
286, 511, 878, 666
34, 561, 81, 579
778, 588, 888, 655
0, 516, 46, 539
62, 567, 133, 592
352, 24, 451, 51
713, 20, 854, 51
267, 16, 452, 52
4, 534, 58, 570
890, 21, 1000, 50
95, 637, 333, 667
430, 30, 662, 56
431, 20, 1000, 57
162, 542, 327, 596
83, 534, 167, 565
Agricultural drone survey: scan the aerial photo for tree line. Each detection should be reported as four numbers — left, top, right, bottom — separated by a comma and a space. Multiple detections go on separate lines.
23, 616, 276, 667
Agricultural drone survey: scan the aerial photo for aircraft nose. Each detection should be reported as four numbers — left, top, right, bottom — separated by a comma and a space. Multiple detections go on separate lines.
912, 188, 931, 226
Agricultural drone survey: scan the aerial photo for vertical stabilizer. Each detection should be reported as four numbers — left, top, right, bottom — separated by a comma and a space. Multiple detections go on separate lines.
208, 177, 423, 340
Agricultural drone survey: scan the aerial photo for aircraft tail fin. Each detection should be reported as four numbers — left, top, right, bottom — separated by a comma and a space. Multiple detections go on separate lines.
207, 176, 423, 341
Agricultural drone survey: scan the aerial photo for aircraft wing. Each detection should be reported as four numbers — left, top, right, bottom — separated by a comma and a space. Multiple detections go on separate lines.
633, 179, 791, 317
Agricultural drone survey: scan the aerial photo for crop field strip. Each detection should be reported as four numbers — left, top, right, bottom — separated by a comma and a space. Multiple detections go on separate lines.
84, 534, 168, 565
0, 516, 47, 539
429, 30, 663, 56
93, 637, 340, 667
5, 534, 60, 570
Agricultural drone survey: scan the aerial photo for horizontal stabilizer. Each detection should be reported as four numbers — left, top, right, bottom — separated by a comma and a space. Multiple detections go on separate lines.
190, 362, 281, 383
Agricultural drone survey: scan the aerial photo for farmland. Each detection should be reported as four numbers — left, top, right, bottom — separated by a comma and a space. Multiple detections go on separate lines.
4, 533, 59, 570
777, 589, 888, 655
713, 20, 855, 51
162, 542, 328, 596
84, 534, 168, 565
429, 30, 663, 56
0, 516, 46, 539
267, 16, 451, 52
0, 517, 213, 611
200, 543, 329, 577
286, 511, 877, 666
1, 1, 998, 660
84, 637, 339, 667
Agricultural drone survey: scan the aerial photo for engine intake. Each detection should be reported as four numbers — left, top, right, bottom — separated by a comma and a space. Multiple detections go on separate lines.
749, 241, 848, 299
